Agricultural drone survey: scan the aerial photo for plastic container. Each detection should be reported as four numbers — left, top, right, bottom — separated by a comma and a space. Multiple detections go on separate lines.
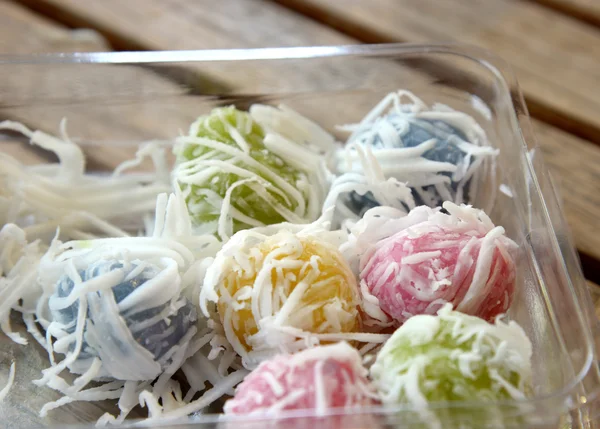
0, 44, 599, 428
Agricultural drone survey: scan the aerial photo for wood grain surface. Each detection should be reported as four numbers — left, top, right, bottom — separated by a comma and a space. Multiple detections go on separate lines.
0, 0, 174, 169
528, 0, 600, 27
0, 0, 424, 169
271, 0, 600, 145
0, 0, 109, 166
0, 0, 109, 54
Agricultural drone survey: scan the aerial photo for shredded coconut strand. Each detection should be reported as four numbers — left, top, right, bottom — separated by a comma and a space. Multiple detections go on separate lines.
0, 362, 16, 402
0, 120, 171, 240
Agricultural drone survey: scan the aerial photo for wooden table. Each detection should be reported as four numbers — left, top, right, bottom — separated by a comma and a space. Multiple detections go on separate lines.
0, 0, 599, 425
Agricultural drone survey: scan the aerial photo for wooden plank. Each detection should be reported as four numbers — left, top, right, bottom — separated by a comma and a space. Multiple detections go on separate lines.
11, 0, 353, 49
527, 0, 600, 27
586, 280, 600, 323
270, 0, 600, 145
9, 0, 418, 97
0, 1, 199, 171
0, 138, 57, 165
558, 0, 600, 14
0, 1, 168, 171
529, 121, 600, 265
0, 0, 109, 53
0, 0, 109, 166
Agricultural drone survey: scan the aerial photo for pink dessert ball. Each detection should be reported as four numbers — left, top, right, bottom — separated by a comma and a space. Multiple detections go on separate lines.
224, 342, 378, 416
359, 202, 518, 325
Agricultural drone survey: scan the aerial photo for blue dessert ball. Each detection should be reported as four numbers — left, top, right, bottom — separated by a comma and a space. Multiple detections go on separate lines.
348, 115, 473, 211
49, 260, 197, 364
325, 172, 413, 229
343, 190, 380, 219
340, 189, 411, 220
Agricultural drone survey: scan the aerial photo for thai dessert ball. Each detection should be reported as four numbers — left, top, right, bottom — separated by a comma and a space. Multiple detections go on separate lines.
173, 107, 314, 235
370, 304, 532, 407
354, 117, 472, 210
335, 91, 497, 216
224, 342, 378, 415
359, 202, 518, 325
48, 259, 197, 381
202, 230, 361, 362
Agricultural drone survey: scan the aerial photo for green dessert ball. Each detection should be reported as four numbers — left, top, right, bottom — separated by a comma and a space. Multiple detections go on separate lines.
371, 304, 532, 425
173, 106, 322, 239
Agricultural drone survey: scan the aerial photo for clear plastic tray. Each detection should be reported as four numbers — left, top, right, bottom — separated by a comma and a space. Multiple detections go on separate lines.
0, 44, 599, 428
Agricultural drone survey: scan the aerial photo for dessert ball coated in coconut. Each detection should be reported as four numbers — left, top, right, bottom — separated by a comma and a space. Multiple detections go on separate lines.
32, 192, 224, 419
334, 90, 498, 212
201, 228, 364, 368
173, 106, 329, 240
370, 304, 532, 428
224, 342, 379, 415
356, 202, 518, 326
48, 257, 197, 381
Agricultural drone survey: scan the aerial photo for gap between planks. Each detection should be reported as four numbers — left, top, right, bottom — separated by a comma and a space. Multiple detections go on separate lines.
6, 0, 147, 51
524, 0, 600, 28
